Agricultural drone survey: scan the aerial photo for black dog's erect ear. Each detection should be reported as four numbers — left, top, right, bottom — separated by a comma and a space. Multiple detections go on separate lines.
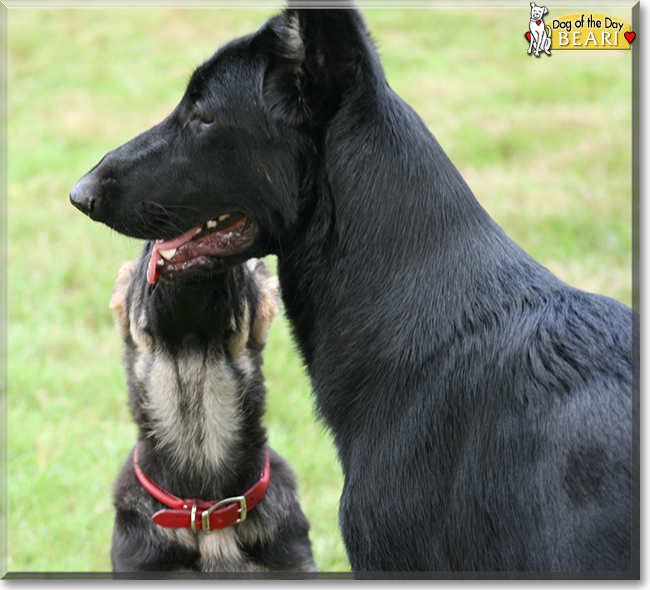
263, 4, 374, 125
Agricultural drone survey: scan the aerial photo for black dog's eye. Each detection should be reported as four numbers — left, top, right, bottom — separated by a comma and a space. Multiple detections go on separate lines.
189, 105, 214, 127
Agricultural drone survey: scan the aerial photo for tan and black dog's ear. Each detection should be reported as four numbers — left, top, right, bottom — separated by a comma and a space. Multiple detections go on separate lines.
109, 259, 138, 339
248, 259, 280, 346
263, 2, 375, 125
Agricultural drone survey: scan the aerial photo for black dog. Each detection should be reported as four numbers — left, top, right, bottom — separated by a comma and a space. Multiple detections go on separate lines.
72, 5, 635, 573
109, 248, 316, 573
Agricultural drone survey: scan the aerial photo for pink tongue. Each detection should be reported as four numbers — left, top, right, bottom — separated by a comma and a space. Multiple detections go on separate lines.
146, 224, 203, 285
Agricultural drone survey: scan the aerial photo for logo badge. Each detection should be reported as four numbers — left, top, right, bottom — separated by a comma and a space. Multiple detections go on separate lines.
525, 6, 635, 51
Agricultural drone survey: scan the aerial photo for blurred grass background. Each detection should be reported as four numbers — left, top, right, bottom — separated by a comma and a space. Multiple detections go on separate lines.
6, 4, 632, 574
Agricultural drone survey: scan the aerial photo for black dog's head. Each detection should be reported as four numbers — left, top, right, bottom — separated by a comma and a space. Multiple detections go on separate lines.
70, 4, 379, 274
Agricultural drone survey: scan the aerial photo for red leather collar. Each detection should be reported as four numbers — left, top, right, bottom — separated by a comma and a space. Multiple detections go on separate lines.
133, 444, 271, 534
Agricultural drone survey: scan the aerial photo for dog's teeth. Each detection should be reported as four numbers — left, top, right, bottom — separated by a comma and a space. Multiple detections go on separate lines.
195, 228, 203, 235
218, 214, 231, 223
206, 220, 217, 229
157, 259, 165, 266
159, 248, 177, 260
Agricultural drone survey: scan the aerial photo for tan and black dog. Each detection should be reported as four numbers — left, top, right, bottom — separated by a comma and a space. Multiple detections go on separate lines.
109, 245, 316, 573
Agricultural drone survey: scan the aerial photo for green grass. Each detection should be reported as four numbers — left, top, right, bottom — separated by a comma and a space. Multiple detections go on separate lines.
5, 6, 633, 575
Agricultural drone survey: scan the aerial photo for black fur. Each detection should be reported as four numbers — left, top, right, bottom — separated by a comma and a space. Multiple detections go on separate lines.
109, 250, 316, 573
72, 4, 636, 573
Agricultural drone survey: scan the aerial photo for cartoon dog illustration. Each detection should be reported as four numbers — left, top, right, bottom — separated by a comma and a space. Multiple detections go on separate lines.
528, 2, 552, 57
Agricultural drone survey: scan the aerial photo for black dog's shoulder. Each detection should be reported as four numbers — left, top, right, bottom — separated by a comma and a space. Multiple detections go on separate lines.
334, 284, 633, 571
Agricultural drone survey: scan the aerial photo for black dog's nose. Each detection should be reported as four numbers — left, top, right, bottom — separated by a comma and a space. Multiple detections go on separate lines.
70, 175, 97, 216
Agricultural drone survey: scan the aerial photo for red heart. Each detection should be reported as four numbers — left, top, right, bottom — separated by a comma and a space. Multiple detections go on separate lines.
525, 32, 531, 41
536, 20, 541, 25
624, 31, 636, 44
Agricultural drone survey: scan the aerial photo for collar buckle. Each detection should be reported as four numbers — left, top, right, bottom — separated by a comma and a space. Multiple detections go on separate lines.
190, 501, 199, 532
201, 495, 248, 535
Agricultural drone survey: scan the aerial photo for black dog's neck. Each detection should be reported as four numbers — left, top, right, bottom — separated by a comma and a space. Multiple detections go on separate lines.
130, 264, 267, 502
278, 82, 503, 354
277, 82, 562, 465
